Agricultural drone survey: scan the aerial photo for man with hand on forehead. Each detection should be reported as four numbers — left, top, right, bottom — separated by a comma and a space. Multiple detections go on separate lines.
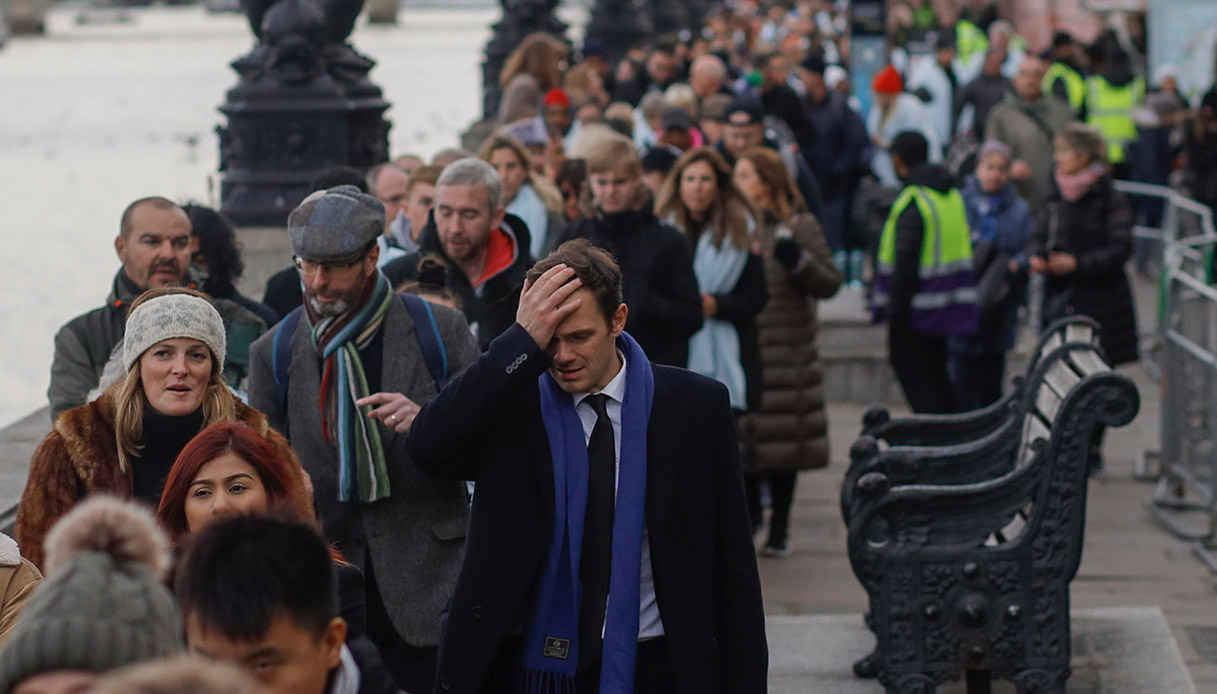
407, 240, 768, 693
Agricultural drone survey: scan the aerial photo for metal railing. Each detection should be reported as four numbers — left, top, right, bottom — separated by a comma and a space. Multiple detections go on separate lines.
1118, 181, 1217, 582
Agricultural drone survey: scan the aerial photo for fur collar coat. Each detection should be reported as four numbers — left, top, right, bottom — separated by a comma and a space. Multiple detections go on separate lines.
15, 387, 296, 569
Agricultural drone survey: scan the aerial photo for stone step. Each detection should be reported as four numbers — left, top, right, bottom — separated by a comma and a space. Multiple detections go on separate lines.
815, 288, 1034, 405
767, 607, 1196, 693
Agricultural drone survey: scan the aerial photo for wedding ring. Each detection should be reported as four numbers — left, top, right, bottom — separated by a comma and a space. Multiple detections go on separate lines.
389, 413, 398, 423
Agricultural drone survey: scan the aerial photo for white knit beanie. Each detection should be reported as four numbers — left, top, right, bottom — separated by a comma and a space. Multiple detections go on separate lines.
122, 294, 226, 371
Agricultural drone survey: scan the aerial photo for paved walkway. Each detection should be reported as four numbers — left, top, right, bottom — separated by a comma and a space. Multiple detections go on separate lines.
757, 360, 1217, 691
768, 608, 1196, 693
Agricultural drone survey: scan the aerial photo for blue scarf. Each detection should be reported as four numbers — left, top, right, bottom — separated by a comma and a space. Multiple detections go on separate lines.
687, 230, 750, 409
526, 332, 654, 693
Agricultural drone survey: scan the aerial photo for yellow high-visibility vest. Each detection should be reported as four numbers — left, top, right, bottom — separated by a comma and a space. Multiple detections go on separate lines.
1043, 62, 1085, 111
1085, 75, 1145, 164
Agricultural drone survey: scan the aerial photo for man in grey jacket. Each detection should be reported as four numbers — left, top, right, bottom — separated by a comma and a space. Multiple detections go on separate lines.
247, 186, 479, 694
985, 56, 1076, 209
47, 196, 265, 421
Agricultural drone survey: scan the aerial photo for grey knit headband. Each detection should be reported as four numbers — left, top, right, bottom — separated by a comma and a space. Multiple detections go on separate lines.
123, 294, 226, 371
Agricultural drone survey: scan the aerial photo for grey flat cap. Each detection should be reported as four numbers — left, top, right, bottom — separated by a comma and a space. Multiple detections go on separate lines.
288, 185, 385, 263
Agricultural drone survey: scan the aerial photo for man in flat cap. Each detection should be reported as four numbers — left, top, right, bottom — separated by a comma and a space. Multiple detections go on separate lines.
247, 185, 480, 694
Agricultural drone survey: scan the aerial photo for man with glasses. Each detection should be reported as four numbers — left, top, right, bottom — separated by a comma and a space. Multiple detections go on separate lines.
247, 185, 480, 694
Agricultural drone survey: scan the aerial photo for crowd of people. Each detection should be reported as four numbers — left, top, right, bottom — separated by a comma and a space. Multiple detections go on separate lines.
2, 1, 1215, 693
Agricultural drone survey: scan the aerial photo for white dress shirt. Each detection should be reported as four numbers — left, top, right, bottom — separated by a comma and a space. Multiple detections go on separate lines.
571, 353, 665, 639
327, 645, 360, 694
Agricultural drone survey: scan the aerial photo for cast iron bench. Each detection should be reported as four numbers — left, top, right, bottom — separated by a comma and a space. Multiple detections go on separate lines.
843, 337, 1140, 694
840, 317, 1103, 524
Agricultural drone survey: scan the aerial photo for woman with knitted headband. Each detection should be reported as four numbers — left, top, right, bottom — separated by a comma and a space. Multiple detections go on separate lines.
15, 287, 304, 570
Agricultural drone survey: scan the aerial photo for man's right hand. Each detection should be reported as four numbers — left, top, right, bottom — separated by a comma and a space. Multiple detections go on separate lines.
1011, 160, 1032, 181
516, 264, 583, 349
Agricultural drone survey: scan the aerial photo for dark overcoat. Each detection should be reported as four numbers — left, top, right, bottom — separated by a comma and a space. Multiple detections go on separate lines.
405, 325, 769, 694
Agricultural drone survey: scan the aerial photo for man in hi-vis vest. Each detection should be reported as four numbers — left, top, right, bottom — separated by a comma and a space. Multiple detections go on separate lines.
1085, 49, 1144, 179
871, 132, 979, 414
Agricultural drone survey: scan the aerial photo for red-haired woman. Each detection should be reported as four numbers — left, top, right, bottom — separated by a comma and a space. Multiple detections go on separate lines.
157, 421, 312, 539
156, 421, 367, 640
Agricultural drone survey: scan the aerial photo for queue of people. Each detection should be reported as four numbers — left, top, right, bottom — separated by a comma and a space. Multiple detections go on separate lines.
1, 2, 1199, 693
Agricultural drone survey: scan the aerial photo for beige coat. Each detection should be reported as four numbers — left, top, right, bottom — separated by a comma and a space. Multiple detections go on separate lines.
0, 534, 41, 648
742, 212, 842, 472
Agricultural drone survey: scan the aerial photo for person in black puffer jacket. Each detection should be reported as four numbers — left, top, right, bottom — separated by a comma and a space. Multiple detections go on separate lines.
1029, 123, 1137, 366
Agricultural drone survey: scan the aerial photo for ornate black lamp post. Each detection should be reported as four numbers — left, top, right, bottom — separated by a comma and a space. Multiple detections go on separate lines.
585, 0, 652, 65
647, 0, 689, 39
217, 0, 391, 227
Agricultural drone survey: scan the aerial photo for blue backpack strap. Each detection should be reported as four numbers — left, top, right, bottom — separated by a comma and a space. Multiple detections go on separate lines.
400, 293, 450, 390
272, 306, 305, 411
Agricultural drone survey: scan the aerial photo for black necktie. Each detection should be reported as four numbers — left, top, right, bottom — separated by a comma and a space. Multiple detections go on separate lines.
578, 393, 616, 672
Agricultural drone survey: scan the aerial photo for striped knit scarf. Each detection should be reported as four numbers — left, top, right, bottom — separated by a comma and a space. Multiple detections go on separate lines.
305, 270, 395, 503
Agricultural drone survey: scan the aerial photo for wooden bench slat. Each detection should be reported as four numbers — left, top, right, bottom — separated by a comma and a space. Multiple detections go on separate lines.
1065, 324, 1095, 345
1071, 350, 1110, 377
1019, 413, 1051, 467
1039, 332, 1063, 358
1043, 360, 1082, 400
1035, 383, 1063, 422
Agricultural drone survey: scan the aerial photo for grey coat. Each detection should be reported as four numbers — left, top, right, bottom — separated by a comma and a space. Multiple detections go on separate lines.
984, 94, 1076, 209
247, 298, 479, 647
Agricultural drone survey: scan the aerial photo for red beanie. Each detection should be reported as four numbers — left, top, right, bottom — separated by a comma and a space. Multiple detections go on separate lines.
871, 65, 903, 95
544, 88, 571, 108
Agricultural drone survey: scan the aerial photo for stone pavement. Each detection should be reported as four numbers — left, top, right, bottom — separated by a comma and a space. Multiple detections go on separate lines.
768, 608, 1196, 694
756, 360, 1217, 691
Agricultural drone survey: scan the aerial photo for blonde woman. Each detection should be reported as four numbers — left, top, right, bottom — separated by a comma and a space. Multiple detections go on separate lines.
733, 146, 842, 556
15, 288, 300, 569
478, 133, 565, 258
